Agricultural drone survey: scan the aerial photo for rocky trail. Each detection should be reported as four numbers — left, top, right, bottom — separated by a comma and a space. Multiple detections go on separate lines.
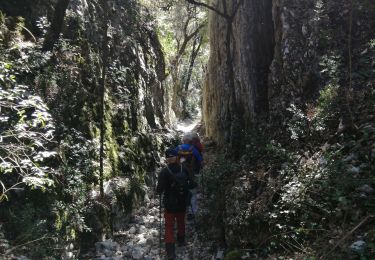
84, 119, 217, 260
84, 188, 214, 260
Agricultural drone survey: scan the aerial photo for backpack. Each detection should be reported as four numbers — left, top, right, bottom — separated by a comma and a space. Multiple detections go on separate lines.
191, 134, 203, 154
166, 165, 191, 207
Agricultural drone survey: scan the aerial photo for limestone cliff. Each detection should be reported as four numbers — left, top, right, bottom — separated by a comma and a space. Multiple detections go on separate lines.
203, 0, 375, 143
202, 0, 375, 257
203, 0, 274, 143
0, 0, 171, 256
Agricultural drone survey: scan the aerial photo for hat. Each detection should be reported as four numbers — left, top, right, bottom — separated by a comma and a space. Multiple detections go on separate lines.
165, 148, 178, 158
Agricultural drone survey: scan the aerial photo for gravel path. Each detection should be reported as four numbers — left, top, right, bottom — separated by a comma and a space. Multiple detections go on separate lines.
87, 191, 214, 260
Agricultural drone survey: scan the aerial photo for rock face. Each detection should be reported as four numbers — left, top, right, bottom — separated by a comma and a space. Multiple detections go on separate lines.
0, 0, 174, 257
203, 0, 274, 142
203, 1, 375, 256
203, 0, 375, 143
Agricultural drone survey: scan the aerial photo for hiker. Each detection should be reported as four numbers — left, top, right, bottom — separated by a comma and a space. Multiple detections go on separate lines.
175, 132, 203, 173
156, 148, 194, 260
191, 132, 203, 156
190, 132, 203, 174
174, 133, 203, 220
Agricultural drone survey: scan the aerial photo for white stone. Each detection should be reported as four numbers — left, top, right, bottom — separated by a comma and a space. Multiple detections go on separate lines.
302, 25, 308, 36
18, 256, 31, 260
358, 184, 374, 194
150, 229, 159, 237
136, 234, 147, 244
215, 250, 224, 259
103, 249, 114, 257
139, 225, 147, 233
65, 252, 74, 259
129, 226, 136, 234
95, 239, 118, 252
347, 166, 360, 175
132, 247, 144, 259
350, 240, 365, 252
146, 237, 155, 245
343, 154, 356, 162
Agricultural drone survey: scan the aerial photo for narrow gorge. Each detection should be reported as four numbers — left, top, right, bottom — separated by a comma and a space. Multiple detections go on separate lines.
0, 0, 374, 259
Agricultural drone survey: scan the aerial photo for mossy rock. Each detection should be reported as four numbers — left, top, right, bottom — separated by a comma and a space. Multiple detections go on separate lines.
0, 11, 4, 25
225, 250, 244, 260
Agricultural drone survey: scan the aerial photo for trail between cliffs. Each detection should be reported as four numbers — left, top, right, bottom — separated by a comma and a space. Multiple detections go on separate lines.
175, 114, 201, 133
89, 187, 214, 259
89, 116, 218, 259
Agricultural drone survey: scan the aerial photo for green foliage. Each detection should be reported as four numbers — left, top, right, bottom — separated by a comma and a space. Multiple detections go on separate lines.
200, 153, 239, 196
35, 16, 50, 36
257, 91, 374, 257
0, 1, 171, 258
242, 128, 291, 167
146, 0, 208, 119
0, 73, 57, 202
319, 54, 342, 84
0, 62, 16, 86
317, 84, 339, 112
285, 103, 326, 145
158, 30, 175, 64
2, 199, 58, 258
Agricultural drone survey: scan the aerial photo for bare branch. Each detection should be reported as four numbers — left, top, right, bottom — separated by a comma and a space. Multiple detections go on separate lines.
186, 0, 228, 18
182, 15, 192, 38
176, 23, 204, 60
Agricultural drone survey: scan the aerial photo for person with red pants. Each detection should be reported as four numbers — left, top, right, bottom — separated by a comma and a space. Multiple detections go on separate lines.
156, 148, 194, 259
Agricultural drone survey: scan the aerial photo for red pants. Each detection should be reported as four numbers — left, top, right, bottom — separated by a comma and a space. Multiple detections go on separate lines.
164, 211, 186, 243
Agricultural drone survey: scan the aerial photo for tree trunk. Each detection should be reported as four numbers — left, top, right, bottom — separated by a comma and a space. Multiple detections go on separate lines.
42, 0, 70, 51
99, 0, 109, 198
338, 0, 357, 134
183, 35, 202, 91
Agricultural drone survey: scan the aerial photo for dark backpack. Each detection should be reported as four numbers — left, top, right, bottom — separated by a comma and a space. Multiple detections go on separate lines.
166, 165, 191, 207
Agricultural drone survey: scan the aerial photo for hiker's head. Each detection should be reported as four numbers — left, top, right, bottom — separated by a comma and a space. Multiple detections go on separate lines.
165, 148, 178, 163
190, 132, 200, 141
182, 133, 193, 144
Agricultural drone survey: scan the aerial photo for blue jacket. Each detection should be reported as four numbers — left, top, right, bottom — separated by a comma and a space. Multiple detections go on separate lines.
174, 144, 203, 162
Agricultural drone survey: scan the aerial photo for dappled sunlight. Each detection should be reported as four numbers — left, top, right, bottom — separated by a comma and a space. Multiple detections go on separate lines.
176, 112, 201, 133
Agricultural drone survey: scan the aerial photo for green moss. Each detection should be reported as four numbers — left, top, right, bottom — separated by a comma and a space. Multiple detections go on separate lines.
15, 16, 25, 34
317, 84, 339, 112
103, 95, 119, 177
0, 11, 4, 26
225, 250, 243, 260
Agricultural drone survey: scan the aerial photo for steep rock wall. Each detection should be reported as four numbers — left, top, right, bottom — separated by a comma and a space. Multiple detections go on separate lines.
0, 0, 172, 256
35, 0, 169, 176
203, 0, 274, 143
203, 0, 375, 143
203, 0, 375, 255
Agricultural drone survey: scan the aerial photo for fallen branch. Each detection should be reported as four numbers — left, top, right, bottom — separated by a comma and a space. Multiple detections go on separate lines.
320, 215, 374, 259
2, 235, 54, 255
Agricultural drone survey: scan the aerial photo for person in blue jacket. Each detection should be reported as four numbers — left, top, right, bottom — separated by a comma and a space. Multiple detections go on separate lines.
174, 133, 203, 220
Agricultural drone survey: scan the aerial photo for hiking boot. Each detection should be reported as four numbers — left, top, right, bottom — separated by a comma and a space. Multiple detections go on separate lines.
187, 213, 195, 221
177, 235, 186, 247
165, 243, 176, 260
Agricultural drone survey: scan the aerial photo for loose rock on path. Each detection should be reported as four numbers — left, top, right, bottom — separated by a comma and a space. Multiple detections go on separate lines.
87, 190, 214, 260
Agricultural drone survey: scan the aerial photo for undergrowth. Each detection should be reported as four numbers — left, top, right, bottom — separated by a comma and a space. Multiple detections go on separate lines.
201, 86, 375, 259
